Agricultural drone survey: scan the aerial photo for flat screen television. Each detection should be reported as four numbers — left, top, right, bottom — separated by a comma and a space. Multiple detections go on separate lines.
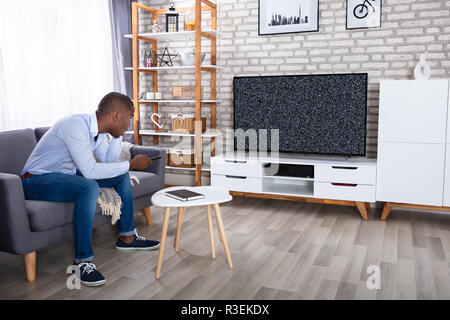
233, 73, 367, 156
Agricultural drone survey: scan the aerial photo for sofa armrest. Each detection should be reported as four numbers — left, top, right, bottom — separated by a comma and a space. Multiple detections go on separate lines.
0, 173, 32, 254
130, 146, 166, 182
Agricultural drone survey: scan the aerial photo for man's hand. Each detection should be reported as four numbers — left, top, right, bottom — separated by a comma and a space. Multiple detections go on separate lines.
129, 154, 152, 170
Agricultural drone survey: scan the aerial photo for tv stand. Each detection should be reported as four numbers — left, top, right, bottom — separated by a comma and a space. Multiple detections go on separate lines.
211, 153, 377, 220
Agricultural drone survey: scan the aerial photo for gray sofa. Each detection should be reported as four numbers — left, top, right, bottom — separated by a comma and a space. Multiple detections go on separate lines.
0, 127, 166, 282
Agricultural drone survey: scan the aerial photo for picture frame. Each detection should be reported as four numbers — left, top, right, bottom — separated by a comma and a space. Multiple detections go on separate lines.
346, 0, 382, 30
258, 0, 319, 36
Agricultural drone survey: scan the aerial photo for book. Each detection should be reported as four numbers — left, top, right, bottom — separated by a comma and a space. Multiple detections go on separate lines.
165, 189, 204, 201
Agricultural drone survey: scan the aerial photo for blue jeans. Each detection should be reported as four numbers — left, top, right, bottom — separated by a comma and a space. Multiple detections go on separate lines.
22, 171, 135, 263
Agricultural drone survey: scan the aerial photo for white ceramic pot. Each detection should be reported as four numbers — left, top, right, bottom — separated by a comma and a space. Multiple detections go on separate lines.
178, 52, 206, 66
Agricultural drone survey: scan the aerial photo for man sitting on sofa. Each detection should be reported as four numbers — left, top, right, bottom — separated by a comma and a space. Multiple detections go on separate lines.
20, 92, 160, 287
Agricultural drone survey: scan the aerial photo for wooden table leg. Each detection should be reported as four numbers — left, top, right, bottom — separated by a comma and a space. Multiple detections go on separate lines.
381, 202, 393, 220
174, 207, 185, 251
215, 212, 223, 242
213, 203, 233, 269
156, 207, 170, 279
206, 205, 216, 259
355, 202, 369, 221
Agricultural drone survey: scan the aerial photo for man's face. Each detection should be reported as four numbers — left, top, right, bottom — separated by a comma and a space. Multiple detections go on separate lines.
109, 109, 133, 138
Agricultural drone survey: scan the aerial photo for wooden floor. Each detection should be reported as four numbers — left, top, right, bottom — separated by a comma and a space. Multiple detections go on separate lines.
0, 197, 450, 300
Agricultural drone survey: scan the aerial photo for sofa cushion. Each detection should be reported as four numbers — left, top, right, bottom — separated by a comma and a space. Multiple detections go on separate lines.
26, 171, 157, 231
130, 171, 160, 198
0, 129, 37, 175
26, 200, 103, 232
34, 127, 51, 142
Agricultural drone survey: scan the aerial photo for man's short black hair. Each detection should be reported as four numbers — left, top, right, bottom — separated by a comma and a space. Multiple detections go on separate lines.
97, 92, 133, 116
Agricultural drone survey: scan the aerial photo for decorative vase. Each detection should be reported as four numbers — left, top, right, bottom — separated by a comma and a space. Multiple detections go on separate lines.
414, 53, 431, 80
152, 21, 160, 33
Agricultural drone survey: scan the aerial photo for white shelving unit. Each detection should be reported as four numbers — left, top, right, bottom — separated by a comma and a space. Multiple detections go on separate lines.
125, 129, 221, 138
124, 30, 220, 41
134, 100, 221, 104
166, 165, 211, 172
125, 65, 223, 71
262, 178, 315, 198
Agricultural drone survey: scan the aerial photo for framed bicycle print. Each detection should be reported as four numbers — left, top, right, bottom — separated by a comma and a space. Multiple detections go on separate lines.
259, 0, 319, 35
346, 0, 382, 30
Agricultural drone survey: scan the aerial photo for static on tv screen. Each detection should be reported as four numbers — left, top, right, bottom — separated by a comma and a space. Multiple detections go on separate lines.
233, 73, 367, 156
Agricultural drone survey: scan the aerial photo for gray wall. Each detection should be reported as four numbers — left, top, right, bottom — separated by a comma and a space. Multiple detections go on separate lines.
136, 0, 450, 182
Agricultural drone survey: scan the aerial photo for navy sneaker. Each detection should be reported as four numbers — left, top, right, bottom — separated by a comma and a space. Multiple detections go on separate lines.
75, 262, 106, 287
116, 231, 160, 251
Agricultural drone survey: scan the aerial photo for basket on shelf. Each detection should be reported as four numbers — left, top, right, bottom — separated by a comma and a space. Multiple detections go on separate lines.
168, 148, 202, 168
172, 86, 203, 99
171, 113, 206, 134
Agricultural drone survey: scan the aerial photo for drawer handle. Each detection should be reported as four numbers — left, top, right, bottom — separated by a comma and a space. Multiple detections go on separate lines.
331, 166, 358, 170
331, 183, 357, 187
225, 175, 247, 180
225, 160, 247, 164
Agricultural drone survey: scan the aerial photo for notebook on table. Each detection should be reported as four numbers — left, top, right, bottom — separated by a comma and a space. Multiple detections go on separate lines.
165, 189, 204, 201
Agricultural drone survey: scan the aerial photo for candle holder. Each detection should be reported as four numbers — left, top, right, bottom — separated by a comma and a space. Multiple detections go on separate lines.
165, 3, 179, 33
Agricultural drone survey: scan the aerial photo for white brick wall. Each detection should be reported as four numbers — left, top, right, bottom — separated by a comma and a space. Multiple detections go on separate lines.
137, 0, 450, 164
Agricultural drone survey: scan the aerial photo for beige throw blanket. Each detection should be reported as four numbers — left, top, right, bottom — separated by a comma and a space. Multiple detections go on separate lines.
96, 138, 139, 225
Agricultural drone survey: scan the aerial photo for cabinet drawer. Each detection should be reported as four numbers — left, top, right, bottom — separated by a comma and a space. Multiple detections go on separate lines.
315, 164, 376, 185
210, 158, 264, 177
314, 182, 375, 202
211, 174, 262, 193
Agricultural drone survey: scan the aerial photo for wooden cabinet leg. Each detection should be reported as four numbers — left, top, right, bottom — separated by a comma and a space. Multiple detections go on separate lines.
381, 202, 393, 220
355, 202, 369, 220
143, 207, 153, 226
213, 203, 233, 268
156, 207, 170, 279
24, 251, 36, 283
365, 202, 371, 210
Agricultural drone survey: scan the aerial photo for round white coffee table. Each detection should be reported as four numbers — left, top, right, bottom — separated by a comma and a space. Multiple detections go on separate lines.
151, 186, 233, 279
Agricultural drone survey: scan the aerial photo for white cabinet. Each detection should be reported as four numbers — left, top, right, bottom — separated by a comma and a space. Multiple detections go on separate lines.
377, 79, 450, 207
211, 154, 376, 202
377, 142, 445, 206
444, 144, 450, 207
447, 80, 450, 143
378, 80, 449, 144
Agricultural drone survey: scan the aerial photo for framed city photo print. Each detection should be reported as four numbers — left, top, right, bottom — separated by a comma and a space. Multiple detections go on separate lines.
346, 0, 382, 29
259, 0, 319, 35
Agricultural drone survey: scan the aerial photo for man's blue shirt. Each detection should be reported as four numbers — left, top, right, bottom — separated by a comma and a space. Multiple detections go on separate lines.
21, 113, 130, 179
